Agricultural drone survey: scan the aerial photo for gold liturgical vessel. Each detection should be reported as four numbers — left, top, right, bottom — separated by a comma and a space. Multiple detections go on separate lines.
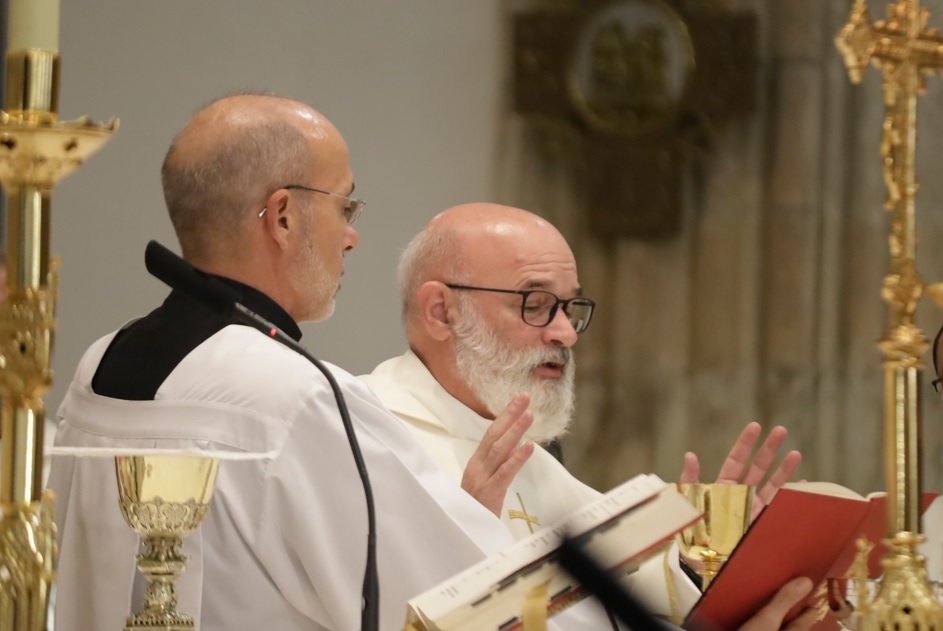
675, 484, 752, 590
116, 455, 220, 631
0, 1, 117, 629
835, 0, 943, 626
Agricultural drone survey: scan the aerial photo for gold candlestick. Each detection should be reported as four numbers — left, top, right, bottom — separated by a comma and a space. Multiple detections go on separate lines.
0, 47, 116, 630
836, 0, 943, 627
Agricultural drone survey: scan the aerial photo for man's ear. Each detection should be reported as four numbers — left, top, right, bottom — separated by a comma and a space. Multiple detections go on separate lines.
416, 281, 457, 342
260, 189, 293, 250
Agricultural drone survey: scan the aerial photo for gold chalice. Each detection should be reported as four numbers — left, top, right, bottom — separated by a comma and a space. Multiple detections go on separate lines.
676, 483, 752, 590
115, 455, 220, 631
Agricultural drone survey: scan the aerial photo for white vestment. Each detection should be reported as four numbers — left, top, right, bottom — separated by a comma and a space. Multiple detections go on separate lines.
361, 350, 702, 618
921, 495, 943, 581
48, 327, 567, 631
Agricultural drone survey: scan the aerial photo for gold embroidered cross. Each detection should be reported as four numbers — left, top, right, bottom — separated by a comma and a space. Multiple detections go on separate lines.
508, 492, 541, 534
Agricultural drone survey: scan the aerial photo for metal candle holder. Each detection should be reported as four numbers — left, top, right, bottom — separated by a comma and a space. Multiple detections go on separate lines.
0, 48, 116, 630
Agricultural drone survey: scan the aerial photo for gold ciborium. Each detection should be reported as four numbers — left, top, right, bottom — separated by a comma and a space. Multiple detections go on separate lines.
676, 483, 752, 590
115, 455, 220, 631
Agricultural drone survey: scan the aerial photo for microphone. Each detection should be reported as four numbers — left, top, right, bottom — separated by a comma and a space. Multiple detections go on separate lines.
144, 241, 242, 317
558, 537, 713, 631
144, 240, 380, 631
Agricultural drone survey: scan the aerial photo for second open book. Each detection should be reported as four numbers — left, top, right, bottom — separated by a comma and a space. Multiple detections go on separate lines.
404, 473, 702, 631
684, 482, 939, 631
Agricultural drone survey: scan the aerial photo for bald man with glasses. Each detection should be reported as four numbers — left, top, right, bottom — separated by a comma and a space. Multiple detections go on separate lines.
361, 202, 811, 625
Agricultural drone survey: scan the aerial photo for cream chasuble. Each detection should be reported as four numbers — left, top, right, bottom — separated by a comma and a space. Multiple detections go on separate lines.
362, 350, 702, 618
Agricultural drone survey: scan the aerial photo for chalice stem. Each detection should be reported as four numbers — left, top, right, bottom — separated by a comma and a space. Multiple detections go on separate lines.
700, 552, 722, 590
126, 535, 193, 631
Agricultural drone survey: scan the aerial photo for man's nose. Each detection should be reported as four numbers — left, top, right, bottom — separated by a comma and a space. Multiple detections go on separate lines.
543, 306, 578, 347
344, 224, 360, 251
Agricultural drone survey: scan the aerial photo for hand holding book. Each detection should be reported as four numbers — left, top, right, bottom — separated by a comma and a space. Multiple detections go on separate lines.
684, 482, 940, 631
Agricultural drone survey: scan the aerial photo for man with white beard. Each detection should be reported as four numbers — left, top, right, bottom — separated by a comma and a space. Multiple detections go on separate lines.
361, 202, 805, 621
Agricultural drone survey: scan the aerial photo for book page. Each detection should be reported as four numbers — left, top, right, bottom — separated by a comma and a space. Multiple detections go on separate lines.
685, 487, 872, 631
408, 473, 703, 631
781, 481, 866, 501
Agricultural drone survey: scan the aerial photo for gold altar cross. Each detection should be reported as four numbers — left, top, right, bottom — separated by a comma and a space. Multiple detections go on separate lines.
834, 0, 943, 624
837, 1, 943, 238
508, 493, 541, 534
836, 0, 943, 520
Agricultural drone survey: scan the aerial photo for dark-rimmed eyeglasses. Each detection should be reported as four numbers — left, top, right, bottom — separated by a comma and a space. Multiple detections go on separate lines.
446, 283, 595, 334
258, 185, 366, 224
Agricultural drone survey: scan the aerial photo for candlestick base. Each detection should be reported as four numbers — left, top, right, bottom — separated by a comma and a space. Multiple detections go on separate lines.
856, 533, 943, 630
0, 490, 56, 631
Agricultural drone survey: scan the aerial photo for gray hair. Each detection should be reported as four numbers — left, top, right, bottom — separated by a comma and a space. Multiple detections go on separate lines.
161, 94, 312, 257
397, 225, 469, 321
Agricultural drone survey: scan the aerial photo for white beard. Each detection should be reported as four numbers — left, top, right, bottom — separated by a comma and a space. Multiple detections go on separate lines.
452, 302, 575, 443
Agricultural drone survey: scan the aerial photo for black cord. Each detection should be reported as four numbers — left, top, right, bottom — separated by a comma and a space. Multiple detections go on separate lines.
604, 604, 620, 631
932, 323, 943, 392
145, 241, 379, 631
234, 305, 379, 631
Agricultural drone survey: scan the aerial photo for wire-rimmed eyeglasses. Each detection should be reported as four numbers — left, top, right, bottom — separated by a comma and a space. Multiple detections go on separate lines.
258, 184, 366, 224
446, 283, 595, 334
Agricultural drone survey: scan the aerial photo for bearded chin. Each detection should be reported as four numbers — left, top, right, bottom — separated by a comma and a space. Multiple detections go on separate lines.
453, 309, 576, 443
524, 366, 575, 442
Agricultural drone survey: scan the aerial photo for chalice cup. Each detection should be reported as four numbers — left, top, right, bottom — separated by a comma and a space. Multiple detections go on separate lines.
676, 483, 753, 590
115, 455, 220, 631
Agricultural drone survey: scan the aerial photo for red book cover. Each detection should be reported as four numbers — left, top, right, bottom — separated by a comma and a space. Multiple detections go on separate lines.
683, 487, 872, 631
809, 491, 939, 631
825, 492, 939, 580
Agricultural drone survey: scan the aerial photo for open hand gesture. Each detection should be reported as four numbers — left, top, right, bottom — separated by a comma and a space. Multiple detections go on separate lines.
680, 422, 801, 520
461, 393, 535, 516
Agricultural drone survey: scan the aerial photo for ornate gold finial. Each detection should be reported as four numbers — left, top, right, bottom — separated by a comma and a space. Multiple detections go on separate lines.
835, 0, 943, 626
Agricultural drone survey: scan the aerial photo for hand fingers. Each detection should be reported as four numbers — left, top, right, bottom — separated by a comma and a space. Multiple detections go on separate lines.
740, 426, 788, 488
679, 452, 700, 484
462, 441, 534, 516
477, 393, 531, 473
488, 441, 535, 497
739, 577, 813, 631
783, 590, 826, 631
461, 393, 534, 516
479, 406, 534, 476
756, 450, 802, 508
715, 422, 762, 484
479, 393, 530, 453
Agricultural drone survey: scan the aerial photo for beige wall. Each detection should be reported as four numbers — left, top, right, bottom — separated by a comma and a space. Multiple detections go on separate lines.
50, 0, 505, 415
46, 0, 943, 497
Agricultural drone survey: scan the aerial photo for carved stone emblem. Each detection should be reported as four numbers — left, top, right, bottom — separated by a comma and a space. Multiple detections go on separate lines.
514, 0, 756, 237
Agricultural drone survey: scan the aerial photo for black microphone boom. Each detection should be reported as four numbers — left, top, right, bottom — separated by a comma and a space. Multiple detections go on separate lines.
144, 240, 380, 631
144, 241, 242, 318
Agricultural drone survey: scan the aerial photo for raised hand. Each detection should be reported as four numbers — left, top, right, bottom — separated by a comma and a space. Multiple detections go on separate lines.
680, 422, 802, 520
461, 393, 535, 516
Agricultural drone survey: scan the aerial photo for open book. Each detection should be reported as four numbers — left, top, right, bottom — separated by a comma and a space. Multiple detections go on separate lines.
684, 482, 939, 631
404, 473, 703, 631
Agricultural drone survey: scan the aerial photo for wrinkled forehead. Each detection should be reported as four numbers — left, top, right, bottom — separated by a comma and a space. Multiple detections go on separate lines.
463, 221, 579, 291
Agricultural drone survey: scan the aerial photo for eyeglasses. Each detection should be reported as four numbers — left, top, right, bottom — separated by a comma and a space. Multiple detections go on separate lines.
445, 283, 596, 334
258, 184, 366, 224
